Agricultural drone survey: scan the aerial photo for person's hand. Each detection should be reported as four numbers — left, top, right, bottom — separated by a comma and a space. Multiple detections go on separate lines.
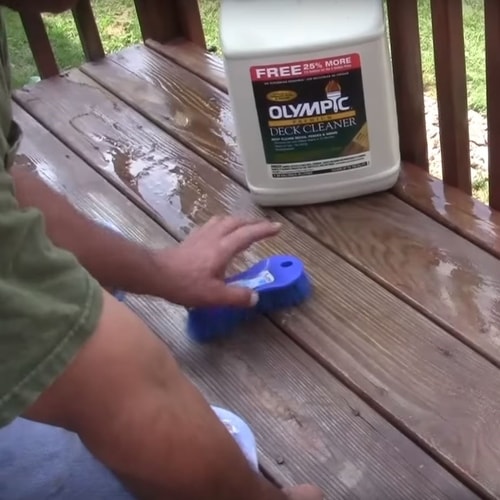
283, 484, 324, 500
152, 215, 282, 308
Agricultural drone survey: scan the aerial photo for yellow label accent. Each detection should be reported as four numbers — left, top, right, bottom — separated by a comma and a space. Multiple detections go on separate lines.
266, 90, 298, 103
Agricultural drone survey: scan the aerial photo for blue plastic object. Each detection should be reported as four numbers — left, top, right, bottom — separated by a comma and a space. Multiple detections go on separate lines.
187, 254, 312, 342
112, 289, 126, 302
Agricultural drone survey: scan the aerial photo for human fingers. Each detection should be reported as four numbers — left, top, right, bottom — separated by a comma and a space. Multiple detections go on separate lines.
206, 215, 258, 239
220, 220, 282, 258
206, 282, 259, 308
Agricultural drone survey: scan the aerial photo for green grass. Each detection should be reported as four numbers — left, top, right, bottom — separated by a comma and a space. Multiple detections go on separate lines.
3, 0, 489, 200
418, 0, 486, 114
5, 0, 142, 87
4, 0, 222, 88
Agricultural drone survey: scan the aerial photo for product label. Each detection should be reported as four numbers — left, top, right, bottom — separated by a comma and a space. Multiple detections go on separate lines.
230, 270, 275, 290
250, 54, 370, 178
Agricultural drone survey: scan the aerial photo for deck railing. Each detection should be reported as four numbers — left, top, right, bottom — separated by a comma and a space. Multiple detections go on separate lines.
14, 0, 500, 210
19, 0, 205, 78
386, 0, 500, 210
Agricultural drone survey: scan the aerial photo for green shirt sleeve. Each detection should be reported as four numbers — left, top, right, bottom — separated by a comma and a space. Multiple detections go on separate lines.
0, 9, 103, 427
0, 169, 103, 426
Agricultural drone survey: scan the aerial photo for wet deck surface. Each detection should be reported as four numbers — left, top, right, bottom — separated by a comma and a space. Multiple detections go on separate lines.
12, 40, 500, 499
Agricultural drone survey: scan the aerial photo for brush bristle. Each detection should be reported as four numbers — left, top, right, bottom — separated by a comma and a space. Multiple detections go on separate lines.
256, 272, 312, 314
186, 307, 257, 343
186, 272, 312, 343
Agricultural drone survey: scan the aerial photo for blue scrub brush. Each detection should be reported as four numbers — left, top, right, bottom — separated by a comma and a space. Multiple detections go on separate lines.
186, 254, 312, 342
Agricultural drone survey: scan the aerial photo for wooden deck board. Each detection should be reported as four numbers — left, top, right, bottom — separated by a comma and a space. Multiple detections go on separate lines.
13, 67, 500, 497
149, 39, 500, 261
78, 47, 500, 366
11, 103, 478, 499
147, 38, 227, 91
395, 164, 500, 259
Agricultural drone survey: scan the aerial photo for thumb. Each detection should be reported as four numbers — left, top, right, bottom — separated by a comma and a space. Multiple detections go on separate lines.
211, 283, 259, 308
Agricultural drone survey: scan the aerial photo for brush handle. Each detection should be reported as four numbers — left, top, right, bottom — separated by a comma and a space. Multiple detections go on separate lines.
186, 254, 311, 342
225, 255, 305, 292
229, 270, 275, 289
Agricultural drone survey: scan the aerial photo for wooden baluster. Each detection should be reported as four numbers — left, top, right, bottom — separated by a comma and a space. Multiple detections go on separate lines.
133, 0, 205, 47
176, 0, 206, 48
133, 0, 178, 43
430, 0, 471, 194
72, 0, 105, 62
386, 0, 429, 170
485, 0, 500, 210
19, 12, 59, 79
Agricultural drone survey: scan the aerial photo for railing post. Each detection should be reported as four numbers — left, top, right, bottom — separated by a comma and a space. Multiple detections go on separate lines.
485, 0, 500, 210
133, 0, 205, 47
177, 0, 206, 48
430, 0, 471, 194
386, 0, 429, 170
72, 0, 105, 62
19, 12, 59, 79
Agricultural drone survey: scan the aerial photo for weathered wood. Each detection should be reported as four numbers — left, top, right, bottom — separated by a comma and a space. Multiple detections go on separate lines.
71, 0, 105, 62
80, 45, 500, 367
19, 12, 59, 79
395, 163, 500, 258
12, 103, 477, 500
282, 190, 500, 352
15, 68, 500, 497
142, 40, 500, 259
88, 47, 245, 181
147, 39, 226, 90
485, 0, 500, 210
429, 0, 471, 192
385, 0, 429, 169
133, 0, 205, 46
149, 24, 431, 183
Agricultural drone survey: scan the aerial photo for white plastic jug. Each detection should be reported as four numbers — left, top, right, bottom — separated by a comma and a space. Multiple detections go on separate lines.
220, 0, 401, 206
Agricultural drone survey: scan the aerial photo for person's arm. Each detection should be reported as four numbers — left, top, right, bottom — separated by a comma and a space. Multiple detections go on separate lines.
24, 290, 289, 500
11, 164, 282, 308
11, 165, 171, 296
3, 163, 290, 498
3, 167, 322, 500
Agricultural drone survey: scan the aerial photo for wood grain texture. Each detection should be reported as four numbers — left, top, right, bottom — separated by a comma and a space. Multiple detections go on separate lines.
429, 0, 471, 192
11, 103, 477, 500
485, 0, 500, 210
282, 194, 500, 360
148, 41, 500, 259
385, 0, 429, 169
395, 163, 500, 258
14, 68, 500, 497
86, 46, 246, 181
147, 39, 226, 91
150, 15, 431, 172
19, 12, 59, 79
79, 47, 500, 369
71, 0, 105, 62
